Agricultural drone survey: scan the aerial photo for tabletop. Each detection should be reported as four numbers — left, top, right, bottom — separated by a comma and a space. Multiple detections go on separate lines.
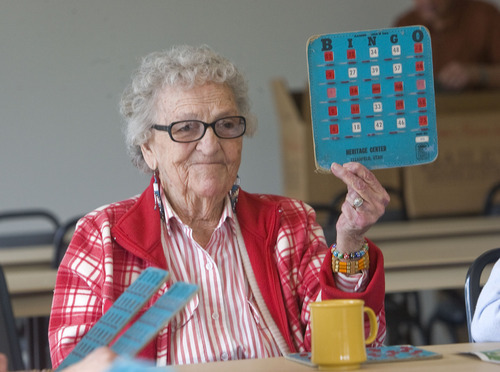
367, 215, 500, 242
0, 244, 53, 266
173, 342, 500, 372
4, 264, 57, 318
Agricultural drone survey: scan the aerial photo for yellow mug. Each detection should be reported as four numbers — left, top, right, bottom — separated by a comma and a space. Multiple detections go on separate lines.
310, 299, 378, 370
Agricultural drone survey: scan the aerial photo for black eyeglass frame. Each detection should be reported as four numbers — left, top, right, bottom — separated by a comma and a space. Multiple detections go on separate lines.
151, 116, 246, 143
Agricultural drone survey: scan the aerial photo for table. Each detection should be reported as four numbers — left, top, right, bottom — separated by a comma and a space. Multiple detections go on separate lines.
0, 244, 53, 266
1, 242, 55, 317
174, 342, 500, 371
366, 215, 500, 293
4, 265, 57, 318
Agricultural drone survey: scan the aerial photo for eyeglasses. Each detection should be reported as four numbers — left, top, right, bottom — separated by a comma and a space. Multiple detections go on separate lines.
152, 116, 246, 143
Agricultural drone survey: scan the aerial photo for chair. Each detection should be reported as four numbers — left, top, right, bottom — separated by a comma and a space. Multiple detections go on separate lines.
0, 209, 59, 247
484, 182, 500, 215
0, 266, 25, 371
52, 215, 83, 268
464, 247, 500, 342
425, 183, 500, 344
425, 289, 466, 344
0, 209, 59, 369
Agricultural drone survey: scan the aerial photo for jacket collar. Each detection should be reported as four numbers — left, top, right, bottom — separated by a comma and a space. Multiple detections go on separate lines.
111, 176, 167, 268
110, 177, 242, 269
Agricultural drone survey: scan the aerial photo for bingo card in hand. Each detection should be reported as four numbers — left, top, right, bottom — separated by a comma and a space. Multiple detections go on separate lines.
56, 267, 198, 371
306, 26, 438, 171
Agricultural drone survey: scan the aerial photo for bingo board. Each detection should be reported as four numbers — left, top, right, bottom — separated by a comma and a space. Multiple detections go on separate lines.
284, 345, 442, 367
306, 26, 438, 171
110, 281, 198, 356
57, 267, 198, 371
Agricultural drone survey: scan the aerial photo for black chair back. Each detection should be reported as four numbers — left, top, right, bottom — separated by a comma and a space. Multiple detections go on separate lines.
0, 209, 59, 247
464, 247, 500, 342
0, 266, 25, 371
484, 182, 500, 215
52, 216, 83, 268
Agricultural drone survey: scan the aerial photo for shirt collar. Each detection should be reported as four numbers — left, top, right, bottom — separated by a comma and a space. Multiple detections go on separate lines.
161, 192, 236, 235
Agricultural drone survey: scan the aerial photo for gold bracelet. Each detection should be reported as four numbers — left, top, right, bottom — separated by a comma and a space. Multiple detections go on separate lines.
332, 251, 370, 274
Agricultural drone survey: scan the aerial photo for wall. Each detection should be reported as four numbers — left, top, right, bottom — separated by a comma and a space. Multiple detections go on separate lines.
1, 0, 497, 221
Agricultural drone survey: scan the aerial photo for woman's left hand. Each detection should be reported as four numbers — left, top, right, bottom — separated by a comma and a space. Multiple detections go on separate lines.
330, 162, 390, 253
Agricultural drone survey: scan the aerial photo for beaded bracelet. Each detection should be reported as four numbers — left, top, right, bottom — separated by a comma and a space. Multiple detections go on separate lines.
331, 241, 369, 274
331, 241, 369, 261
332, 253, 370, 274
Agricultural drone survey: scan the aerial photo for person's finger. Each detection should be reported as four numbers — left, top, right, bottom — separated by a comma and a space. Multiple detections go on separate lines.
333, 162, 389, 208
0, 353, 8, 372
331, 163, 368, 196
342, 162, 384, 191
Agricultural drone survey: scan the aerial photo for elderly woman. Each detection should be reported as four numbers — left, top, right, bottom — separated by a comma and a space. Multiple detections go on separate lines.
49, 45, 389, 368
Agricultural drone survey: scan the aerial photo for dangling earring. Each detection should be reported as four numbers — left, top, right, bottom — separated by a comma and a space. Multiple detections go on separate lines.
153, 170, 165, 221
229, 175, 241, 212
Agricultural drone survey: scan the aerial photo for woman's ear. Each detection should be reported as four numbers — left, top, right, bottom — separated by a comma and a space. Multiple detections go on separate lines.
141, 142, 158, 171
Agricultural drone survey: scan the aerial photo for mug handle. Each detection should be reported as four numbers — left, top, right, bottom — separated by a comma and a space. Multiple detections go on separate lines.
363, 307, 378, 345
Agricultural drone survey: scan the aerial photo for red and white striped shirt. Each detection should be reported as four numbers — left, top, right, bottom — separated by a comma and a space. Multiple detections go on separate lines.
161, 195, 282, 364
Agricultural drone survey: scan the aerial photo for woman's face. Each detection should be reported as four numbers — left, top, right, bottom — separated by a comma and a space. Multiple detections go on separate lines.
141, 82, 243, 204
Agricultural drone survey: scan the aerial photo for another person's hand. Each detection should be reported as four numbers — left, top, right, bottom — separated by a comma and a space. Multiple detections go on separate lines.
331, 162, 390, 253
437, 61, 477, 91
63, 347, 117, 372
0, 353, 7, 372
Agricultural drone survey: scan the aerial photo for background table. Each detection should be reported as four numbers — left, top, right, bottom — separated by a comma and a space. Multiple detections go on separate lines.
0, 244, 53, 267
4, 215, 500, 316
1, 242, 56, 318
4, 265, 57, 318
367, 215, 500, 293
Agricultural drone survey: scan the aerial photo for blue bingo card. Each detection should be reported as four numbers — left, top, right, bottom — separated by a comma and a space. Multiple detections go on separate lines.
57, 267, 199, 371
57, 267, 170, 371
306, 26, 438, 170
57, 267, 169, 371
111, 281, 198, 356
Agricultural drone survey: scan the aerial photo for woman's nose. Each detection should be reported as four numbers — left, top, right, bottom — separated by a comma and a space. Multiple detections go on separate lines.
196, 126, 220, 152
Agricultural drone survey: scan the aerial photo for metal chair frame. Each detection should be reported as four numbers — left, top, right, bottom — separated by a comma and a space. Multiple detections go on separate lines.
52, 215, 83, 268
0, 266, 25, 371
0, 209, 59, 247
464, 247, 500, 342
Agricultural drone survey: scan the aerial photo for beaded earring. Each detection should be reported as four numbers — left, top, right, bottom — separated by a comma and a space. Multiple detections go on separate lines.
153, 170, 165, 221
229, 175, 241, 212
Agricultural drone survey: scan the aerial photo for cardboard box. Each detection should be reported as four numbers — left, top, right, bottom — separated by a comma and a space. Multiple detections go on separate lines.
403, 91, 500, 218
271, 78, 404, 223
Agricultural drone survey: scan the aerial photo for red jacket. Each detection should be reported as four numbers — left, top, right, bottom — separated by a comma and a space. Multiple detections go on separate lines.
50, 178, 385, 367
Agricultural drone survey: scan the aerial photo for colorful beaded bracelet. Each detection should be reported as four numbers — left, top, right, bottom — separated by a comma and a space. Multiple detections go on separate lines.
331, 241, 369, 261
332, 253, 370, 274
